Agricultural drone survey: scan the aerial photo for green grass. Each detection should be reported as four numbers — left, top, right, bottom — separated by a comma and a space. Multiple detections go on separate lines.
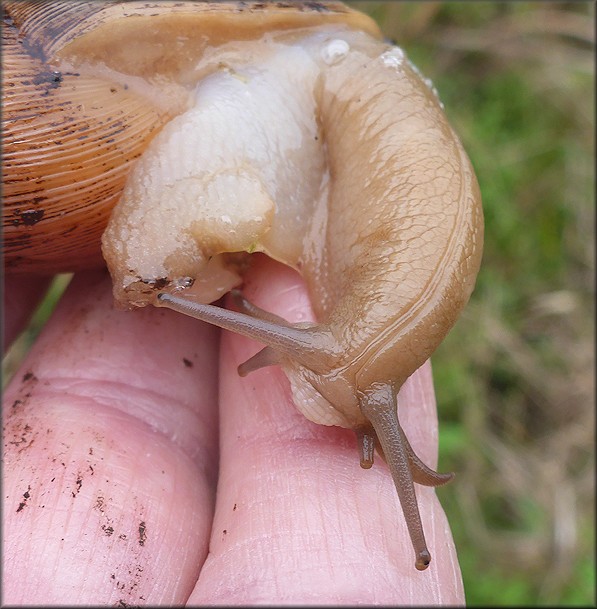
2, 274, 72, 388
349, 2, 594, 605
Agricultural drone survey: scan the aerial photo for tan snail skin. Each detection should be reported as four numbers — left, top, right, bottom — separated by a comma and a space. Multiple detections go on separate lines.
3, 1, 483, 571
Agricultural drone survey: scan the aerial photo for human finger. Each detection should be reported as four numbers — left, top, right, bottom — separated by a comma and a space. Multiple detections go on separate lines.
2, 269, 219, 605
189, 256, 464, 604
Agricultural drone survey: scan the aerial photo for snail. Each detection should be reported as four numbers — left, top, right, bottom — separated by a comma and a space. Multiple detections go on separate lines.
2, 1, 483, 571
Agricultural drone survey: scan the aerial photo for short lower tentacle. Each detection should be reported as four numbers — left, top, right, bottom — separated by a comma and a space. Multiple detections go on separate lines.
238, 346, 281, 376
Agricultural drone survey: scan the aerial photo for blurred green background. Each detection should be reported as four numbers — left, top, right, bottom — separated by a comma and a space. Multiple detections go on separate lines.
349, 1, 594, 605
3, 2, 594, 605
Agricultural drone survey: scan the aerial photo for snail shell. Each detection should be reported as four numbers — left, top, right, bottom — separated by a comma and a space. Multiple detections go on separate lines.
2, 1, 483, 571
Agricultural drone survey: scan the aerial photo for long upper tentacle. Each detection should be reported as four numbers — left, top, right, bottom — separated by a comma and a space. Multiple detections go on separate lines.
157, 292, 334, 371
359, 382, 431, 571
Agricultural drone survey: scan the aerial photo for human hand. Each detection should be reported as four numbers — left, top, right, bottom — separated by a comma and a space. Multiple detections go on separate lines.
3, 256, 464, 605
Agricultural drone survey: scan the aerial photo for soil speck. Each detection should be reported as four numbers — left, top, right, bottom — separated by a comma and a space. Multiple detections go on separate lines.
16, 485, 31, 513
138, 521, 147, 546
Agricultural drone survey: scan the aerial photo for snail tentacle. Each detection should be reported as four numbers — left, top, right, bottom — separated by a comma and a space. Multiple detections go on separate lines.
156, 292, 336, 372
368, 426, 454, 487
359, 382, 431, 571
237, 346, 280, 377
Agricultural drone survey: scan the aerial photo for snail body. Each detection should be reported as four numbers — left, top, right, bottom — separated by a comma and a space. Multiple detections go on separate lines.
2, 1, 483, 571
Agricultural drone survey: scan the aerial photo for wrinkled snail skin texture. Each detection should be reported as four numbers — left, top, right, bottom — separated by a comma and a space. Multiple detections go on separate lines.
2, 1, 484, 571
